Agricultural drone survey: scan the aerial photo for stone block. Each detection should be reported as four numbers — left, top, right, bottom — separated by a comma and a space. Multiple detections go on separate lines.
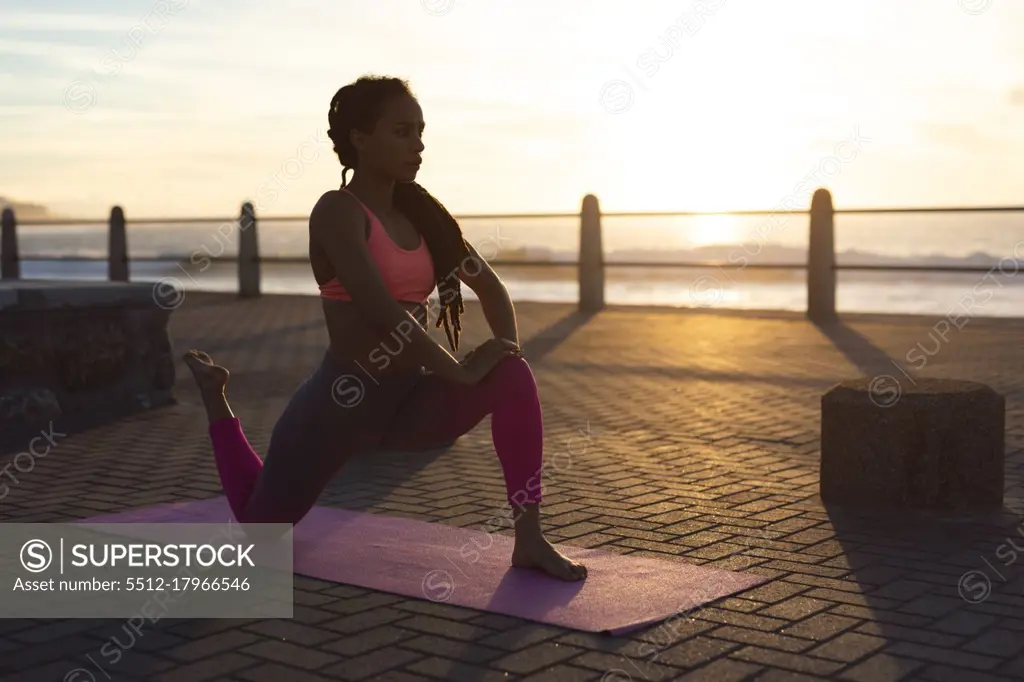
820, 377, 1003, 512
0, 280, 177, 454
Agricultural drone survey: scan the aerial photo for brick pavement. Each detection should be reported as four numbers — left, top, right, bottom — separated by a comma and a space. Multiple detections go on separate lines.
2, 292, 1023, 681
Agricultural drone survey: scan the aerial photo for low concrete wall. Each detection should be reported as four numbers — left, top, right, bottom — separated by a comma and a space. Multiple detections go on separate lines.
0, 280, 176, 454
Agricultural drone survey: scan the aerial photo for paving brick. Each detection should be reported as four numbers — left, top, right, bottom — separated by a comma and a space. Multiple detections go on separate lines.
973, 601, 1024, 619
322, 593, 406, 616
718, 598, 767, 613
730, 645, 844, 676
165, 630, 263, 661
996, 655, 1024, 678
827, 604, 930, 627
738, 581, 809, 604
235, 663, 339, 682
288, 606, 338, 625
808, 632, 886, 663
320, 607, 408, 635
782, 613, 861, 641
759, 596, 833, 620
320, 585, 368, 599
2, 637, 101, 670
0, 621, 34, 638
519, 665, 601, 681
918, 665, 1021, 682
868, 579, 936, 601
886, 642, 1003, 671
755, 671, 832, 682
165, 619, 265, 639
399, 634, 505, 664
688, 541, 753, 560
855, 622, 962, 647
151, 653, 258, 682
801, 588, 901, 610
634, 616, 718, 650
322, 647, 423, 681
838, 653, 925, 682
349, 672, 433, 682
392, 600, 486, 621
242, 620, 340, 646
930, 611, 999, 636
707, 626, 813, 653
998, 618, 1024, 631
0, 660, 111, 682
964, 628, 1024, 657
571, 651, 679, 681
467, 613, 527, 630
404, 656, 518, 682
322, 625, 415, 656
691, 609, 786, 633
783, 574, 865, 592
491, 642, 584, 674
652, 635, 740, 668
477, 624, 564, 651
93, 649, 181, 679
238, 640, 343, 670
897, 596, 965, 617
9, 620, 103, 644
676, 658, 764, 681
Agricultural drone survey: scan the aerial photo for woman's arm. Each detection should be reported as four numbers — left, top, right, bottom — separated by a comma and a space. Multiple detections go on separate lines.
457, 241, 519, 346
310, 191, 472, 383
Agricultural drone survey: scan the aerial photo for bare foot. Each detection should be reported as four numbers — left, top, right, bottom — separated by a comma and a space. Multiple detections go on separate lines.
182, 349, 230, 394
511, 533, 587, 582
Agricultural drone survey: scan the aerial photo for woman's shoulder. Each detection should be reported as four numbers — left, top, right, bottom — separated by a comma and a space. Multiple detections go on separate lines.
310, 189, 364, 226
309, 189, 370, 243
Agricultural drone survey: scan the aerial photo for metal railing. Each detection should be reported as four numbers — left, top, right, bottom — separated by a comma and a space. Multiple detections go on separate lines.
2, 189, 1022, 319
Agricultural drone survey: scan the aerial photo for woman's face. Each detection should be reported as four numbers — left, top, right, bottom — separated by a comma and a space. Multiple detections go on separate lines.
352, 94, 425, 182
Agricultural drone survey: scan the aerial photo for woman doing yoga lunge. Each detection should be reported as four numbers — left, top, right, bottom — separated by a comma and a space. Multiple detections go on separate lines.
183, 75, 586, 581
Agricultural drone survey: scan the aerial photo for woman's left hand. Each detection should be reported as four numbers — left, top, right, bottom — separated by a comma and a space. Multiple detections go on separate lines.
462, 337, 520, 364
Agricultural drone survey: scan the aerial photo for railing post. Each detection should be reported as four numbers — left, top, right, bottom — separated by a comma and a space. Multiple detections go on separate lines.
1, 207, 19, 280
807, 188, 836, 321
108, 205, 128, 282
238, 202, 260, 297
579, 193, 604, 312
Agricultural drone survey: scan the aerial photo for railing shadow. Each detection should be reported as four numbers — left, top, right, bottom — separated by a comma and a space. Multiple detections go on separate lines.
819, 498, 1024, 679
810, 316, 902, 377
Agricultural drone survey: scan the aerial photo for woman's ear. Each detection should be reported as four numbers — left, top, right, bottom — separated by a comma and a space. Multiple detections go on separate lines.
349, 128, 368, 153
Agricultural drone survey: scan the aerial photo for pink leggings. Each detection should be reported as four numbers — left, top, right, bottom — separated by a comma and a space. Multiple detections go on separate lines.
206, 355, 543, 525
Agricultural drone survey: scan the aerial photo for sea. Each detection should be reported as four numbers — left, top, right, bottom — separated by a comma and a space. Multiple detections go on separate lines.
10, 209, 1024, 318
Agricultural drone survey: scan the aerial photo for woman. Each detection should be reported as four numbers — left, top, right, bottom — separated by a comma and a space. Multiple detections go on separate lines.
183, 75, 586, 581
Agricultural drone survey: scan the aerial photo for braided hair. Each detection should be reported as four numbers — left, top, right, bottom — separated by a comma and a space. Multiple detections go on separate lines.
326, 75, 471, 352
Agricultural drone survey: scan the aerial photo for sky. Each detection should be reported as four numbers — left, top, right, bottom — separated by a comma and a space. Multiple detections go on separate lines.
1, 0, 1022, 219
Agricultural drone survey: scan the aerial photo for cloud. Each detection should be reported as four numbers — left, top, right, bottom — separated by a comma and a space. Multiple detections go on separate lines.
0, 10, 144, 33
0, 37, 89, 67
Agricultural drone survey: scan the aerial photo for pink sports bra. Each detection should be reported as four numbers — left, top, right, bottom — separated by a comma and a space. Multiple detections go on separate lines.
319, 188, 435, 303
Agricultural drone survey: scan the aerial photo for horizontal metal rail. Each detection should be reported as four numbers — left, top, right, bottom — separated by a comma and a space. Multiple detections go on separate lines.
11, 255, 1018, 275
11, 204, 1023, 227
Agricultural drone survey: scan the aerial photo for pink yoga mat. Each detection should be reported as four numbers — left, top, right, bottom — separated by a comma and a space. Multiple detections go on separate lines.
79, 497, 767, 634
